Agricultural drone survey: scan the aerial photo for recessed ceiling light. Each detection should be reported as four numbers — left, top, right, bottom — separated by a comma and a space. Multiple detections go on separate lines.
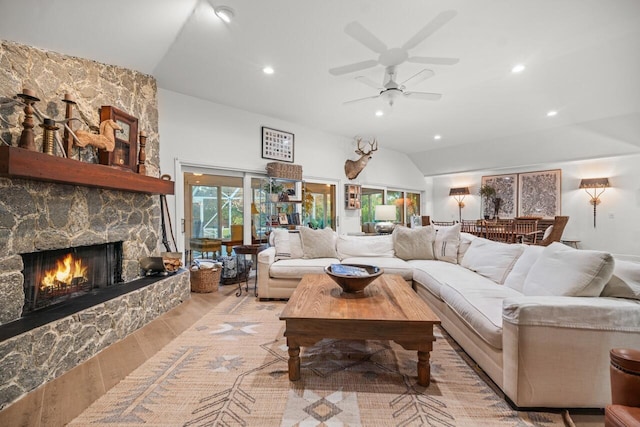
547, 110, 558, 117
262, 66, 274, 75
511, 64, 525, 73
375, 110, 384, 117
213, 5, 234, 23
434, 135, 442, 140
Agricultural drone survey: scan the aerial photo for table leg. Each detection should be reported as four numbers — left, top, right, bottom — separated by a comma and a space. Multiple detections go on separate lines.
287, 339, 301, 381
417, 350, 430, 387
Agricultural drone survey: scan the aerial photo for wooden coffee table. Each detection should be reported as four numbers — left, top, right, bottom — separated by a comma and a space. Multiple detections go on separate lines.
279, 273, 441, 386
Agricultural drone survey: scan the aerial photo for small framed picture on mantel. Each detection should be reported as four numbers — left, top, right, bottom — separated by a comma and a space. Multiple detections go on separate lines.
262, 127, 294, 163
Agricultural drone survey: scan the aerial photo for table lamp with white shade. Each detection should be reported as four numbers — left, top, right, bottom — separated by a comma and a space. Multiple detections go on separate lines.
374, 205, 397, 234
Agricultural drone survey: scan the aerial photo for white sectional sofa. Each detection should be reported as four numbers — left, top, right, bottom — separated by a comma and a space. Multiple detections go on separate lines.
257, 225, 640, 409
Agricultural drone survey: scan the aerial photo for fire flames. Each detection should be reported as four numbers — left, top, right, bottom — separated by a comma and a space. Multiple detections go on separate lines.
40, 253, 88, 291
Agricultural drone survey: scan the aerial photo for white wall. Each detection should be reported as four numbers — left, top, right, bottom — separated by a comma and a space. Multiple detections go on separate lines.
429, 153, 640, 255
157, 89, 427, 248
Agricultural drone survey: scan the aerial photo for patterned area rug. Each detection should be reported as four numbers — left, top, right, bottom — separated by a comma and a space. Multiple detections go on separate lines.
70, 288, 567, 426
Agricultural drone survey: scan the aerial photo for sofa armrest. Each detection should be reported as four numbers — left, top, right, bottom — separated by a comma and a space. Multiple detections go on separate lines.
502, 296, 640, 331
258, 246, 275, 265
257, 247, 275, 292
501, 296, 640, 408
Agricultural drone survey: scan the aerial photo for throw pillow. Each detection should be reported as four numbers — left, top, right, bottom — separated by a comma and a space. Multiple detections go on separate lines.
460, 238, 524, 284
503, 244, 545, 292
433, 223, 461, 264
522, 242, 615, 297
392, 225, 436, 260
299, 227, 338, 259
457, 232, 477, 264
272, 229, 303, 261
600, 257, 640, 300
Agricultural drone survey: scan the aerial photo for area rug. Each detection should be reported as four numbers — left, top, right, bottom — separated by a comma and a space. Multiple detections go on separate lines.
70, 288, 568, 426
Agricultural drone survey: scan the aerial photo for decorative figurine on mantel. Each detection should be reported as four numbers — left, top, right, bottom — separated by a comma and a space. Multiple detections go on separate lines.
98, 106, 138, 172
138, 130, 147, 175
16, 88, 39, 151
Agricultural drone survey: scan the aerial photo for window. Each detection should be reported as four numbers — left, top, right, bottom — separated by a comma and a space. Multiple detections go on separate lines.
303, 182, 336, 230
184, 173, 244, 256
361, 187, 384, 224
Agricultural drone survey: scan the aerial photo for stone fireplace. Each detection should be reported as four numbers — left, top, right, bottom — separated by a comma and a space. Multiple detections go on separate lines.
0, 41, 190, 411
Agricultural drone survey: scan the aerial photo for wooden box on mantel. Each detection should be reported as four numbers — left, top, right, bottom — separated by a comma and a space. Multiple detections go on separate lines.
266, 162, 302, 180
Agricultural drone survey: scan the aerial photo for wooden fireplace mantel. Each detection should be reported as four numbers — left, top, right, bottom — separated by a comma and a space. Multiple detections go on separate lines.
0, 146, 174, 195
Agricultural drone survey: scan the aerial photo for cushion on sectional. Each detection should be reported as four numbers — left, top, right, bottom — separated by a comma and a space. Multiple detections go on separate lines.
503, 244, 545, 292
269, 257, 338, 279
299, 227, 338, 259
341, 257, 413, 281
457, 232, 478, 264
461, 238, 524, 284
439, 283, 522, 349
433, 223, 461, 264
392, 225, 435, 260
522, 242, 615, 297
336, 234, 394, 259
410, 259, 485, 300
601, 256, 640, 300
272, 229, 303, 261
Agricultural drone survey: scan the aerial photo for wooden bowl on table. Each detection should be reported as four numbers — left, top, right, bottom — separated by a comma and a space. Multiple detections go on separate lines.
324, 264, 383, 294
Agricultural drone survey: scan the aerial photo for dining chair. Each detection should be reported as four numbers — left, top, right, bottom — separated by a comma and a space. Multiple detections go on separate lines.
536, 216, 569, 246
513, 218, 539, 244
484, 222, 514, 243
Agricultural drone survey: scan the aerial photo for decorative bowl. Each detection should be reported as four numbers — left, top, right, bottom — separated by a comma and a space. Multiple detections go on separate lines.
324, 264, 383, 293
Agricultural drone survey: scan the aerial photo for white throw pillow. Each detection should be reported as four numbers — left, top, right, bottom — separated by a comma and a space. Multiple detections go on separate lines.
392, 225, 436, 260
299, 227, 338, 259
460, 238, 524, 284
542, 225, 554, 240
457, 232, 477, 264
503, 244, 545, 292
433, 223, 461, 264
601, 256, 640, 300
336, 234, 394, 260
522, 242, 615, 297
272, 229, 303, 261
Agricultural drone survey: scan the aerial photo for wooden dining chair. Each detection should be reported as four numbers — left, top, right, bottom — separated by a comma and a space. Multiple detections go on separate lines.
460, 219, 478, 235
536, 216, 569, 246
432, 220, 456, 226
484, 222, 514, 243
513, 218, 539, 244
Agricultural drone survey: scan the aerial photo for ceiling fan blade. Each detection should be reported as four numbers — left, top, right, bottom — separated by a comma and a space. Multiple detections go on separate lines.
407, 56, 460, 65
355, 75, 383, 89
403, 91, 442, 101
343, 94, 380, 105
400, 69, 435, 86
329, 60, 379, 76
401, 10, 457, 51
345, 21, 388, 54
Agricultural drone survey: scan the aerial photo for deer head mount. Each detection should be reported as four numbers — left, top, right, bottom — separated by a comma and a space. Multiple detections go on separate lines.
344, 138, 378, 180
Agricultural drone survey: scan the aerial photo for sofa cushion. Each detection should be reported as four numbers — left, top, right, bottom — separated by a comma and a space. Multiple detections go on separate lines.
392, 225, 435, 260
522, 242, 615, 297
269, 257, 339, 279
272, 229, 303, 261
503, 244, 545, 292
336, 234, 394, 260
433, 223, 461, 264
461, 238, 524, 284
341, 257, 413, 281
410, 259, 484, 300
457, 232, 477, 264
439, 281, 522, 349
601, 255, 640, 300
299, 227, 338, 259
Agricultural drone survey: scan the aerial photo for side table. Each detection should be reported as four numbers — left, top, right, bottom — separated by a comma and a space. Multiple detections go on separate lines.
233, 244, 267, 297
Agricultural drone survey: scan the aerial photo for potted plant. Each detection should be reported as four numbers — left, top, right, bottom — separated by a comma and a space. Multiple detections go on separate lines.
478, 185, 496, 219
263, 179, 284, 202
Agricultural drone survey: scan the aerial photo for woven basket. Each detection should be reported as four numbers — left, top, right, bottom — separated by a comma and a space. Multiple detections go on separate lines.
266, 162, 302, 180
190, 266, 220, 293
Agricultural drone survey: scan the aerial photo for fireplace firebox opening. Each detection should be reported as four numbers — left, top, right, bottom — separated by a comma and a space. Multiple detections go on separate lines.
21, 242, 123, 314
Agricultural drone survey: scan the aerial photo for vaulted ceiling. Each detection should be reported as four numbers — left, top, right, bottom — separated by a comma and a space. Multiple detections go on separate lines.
1, 0, 639, 175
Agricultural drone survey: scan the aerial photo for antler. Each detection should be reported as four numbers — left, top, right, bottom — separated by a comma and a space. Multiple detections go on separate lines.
355, 137, 379, 155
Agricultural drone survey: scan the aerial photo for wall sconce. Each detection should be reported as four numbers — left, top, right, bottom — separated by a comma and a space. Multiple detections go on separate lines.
374, 205, 397, 234
449, 187, 470, 223
579, 178, 610, 228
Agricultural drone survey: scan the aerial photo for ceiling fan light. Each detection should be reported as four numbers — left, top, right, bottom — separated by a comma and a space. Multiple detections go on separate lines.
214, 5, 235, 23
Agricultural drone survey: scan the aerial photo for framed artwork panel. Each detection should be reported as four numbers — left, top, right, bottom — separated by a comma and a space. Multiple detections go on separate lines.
481, 174, 517, 218
518, 169, 561, 218
262, 127, 294, 163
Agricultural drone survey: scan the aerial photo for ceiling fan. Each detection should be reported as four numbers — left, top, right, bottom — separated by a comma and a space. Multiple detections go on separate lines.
344, 66, 442, 106
329, 10, 459, 76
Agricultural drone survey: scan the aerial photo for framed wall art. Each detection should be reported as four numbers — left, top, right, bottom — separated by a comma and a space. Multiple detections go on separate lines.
262, 127, 294, 163
518, 169, 561, 218
481, 173, 517, 219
